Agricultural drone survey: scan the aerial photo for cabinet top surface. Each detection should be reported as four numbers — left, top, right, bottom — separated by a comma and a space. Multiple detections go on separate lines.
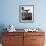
3, 29, 45, 33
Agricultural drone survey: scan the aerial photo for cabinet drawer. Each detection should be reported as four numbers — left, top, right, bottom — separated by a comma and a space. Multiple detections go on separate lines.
3, 36, 23, 46
3, 36, 23, 44
3, 43, 23, 46
32, 36, 45, 44
3, 32, 23, 36
24, 32, 44, 36
32, 44, 44, 46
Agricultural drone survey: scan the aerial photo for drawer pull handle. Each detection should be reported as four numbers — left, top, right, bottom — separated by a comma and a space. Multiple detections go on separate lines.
32, 39, 36, 40
9, 38, 13, 40
9, 38, 12, 40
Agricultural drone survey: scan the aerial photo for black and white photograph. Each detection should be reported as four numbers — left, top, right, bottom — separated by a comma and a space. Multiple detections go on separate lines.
19, 5, 34, 22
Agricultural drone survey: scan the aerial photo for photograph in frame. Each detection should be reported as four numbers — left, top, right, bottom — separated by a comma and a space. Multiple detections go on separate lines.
19, 5, 34, 23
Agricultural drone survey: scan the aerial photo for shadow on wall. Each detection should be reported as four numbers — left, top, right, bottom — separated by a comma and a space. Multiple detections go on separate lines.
0, 24, 7, 43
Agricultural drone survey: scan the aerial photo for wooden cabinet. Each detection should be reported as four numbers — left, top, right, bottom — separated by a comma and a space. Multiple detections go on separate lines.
2, 32, 45, 46
24, 32, 45, 46
2, 32, 24, 46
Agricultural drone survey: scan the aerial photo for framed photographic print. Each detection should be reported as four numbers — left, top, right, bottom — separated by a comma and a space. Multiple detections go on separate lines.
19, 5, 34, 23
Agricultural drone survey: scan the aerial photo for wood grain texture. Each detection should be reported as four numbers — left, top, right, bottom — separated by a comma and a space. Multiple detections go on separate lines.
24, 32, 45, 46
2, 32, 45, 46
2, 32, 23, 46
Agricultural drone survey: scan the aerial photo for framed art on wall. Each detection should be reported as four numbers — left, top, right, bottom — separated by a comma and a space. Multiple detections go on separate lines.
19, 5, 34, 23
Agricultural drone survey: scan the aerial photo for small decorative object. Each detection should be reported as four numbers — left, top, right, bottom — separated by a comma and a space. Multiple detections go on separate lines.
24, 28, 39, 32
7, 24, 16, 32
24, 29, 29, 32
32, 28, 36, 32
24, 29, 33, 32
19, 5, 34, 23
